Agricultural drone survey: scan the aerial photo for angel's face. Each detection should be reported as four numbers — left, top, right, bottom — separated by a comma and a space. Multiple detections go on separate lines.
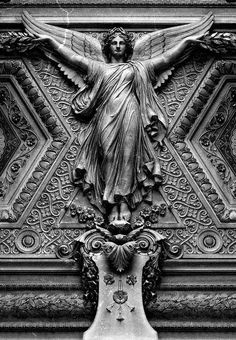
109, 35, 126, 59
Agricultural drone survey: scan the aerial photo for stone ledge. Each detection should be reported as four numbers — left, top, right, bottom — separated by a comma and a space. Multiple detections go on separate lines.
163, 259, 236, 274
1, 319, 236, 331
1, 258, 236, 273
0, 0, 235, 7
0, 259, 78, 273
0, 259, 235, 331
1, 8, 236, 30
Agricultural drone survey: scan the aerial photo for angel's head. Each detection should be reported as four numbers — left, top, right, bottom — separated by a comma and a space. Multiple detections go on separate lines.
103, 27, 134, 63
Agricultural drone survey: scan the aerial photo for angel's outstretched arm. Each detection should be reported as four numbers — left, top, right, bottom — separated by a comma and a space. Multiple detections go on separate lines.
35, 34, 89, 74
148, 35, 201, 73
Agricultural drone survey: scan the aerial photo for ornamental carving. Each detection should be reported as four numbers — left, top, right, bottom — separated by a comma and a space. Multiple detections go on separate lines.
56, 204, 180, 313
0, 10, 236, 339
0, 291, 236, 325
0, 83, 40, 200
0, 30, 235, 259
72, 212, 166, 338
199, 88, 236, 200
170, 61, 236, 223
0, 60, 70, 225
19, 11, 216, 229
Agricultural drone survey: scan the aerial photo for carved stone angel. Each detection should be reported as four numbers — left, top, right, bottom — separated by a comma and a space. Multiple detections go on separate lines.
22, 11, 214, 224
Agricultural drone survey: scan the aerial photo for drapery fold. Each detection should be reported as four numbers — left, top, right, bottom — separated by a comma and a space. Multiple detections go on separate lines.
72, 60, 167, 212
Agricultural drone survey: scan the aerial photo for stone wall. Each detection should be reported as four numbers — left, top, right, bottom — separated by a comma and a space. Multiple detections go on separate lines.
0, 1, 236, 339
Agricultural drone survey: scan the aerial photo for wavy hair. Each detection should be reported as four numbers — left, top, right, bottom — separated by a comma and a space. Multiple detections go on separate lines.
102, 27, 134, 62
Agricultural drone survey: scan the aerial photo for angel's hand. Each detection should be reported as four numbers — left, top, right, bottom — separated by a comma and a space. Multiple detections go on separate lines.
30, 33, 55, 45
186, 32, 208, 45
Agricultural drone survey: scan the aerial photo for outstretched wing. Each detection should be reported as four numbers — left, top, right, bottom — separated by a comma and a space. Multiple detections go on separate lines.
132, 12, 214, 88
22, 11, 105, 87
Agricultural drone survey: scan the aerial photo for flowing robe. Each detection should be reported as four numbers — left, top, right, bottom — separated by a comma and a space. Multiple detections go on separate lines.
72, 60, 167, 212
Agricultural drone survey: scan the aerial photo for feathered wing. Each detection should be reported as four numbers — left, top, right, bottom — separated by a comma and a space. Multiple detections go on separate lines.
132, 12, 214, 89
22, 11, 105, 87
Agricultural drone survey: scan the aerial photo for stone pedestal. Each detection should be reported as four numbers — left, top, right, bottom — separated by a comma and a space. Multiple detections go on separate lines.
84, 253, 158, 340
76, 226, 164, 340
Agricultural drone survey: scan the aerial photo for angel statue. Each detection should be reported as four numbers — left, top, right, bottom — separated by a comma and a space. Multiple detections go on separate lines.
22, 11, 214, 225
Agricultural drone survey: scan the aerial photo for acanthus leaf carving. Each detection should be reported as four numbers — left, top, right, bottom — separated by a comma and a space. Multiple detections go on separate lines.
103, 241, 137, 273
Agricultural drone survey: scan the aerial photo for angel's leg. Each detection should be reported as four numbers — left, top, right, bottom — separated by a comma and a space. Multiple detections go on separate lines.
120, 202, 131, 222
109, 205, 119, 223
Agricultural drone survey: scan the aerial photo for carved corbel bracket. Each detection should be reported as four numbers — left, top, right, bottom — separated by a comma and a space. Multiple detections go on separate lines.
73, 225, 165, 340
56, 204, 183, 340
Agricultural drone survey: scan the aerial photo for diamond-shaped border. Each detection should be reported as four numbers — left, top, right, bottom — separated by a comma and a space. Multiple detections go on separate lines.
0, 60, 70, 224
191, 84, 236, 205
0, 76, 49, 204
215, 89, 236, 176
0, 106, 21, 175
169, 61, 236, 223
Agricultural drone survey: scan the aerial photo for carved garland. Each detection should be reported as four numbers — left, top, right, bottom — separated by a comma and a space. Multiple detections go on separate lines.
0, 292, 87, 319
148, 291, 236, 319
0, 291, 235, 321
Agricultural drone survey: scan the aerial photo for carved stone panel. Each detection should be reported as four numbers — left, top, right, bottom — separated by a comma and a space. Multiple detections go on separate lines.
160, 61, 236, 257
1, 54, 236, 258
0, 59, 75, 257
1, 21, 236, 338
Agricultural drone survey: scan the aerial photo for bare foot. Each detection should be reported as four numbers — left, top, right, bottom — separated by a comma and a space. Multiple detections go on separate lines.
109, 205, 119, 223
120, 202, 131, 222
